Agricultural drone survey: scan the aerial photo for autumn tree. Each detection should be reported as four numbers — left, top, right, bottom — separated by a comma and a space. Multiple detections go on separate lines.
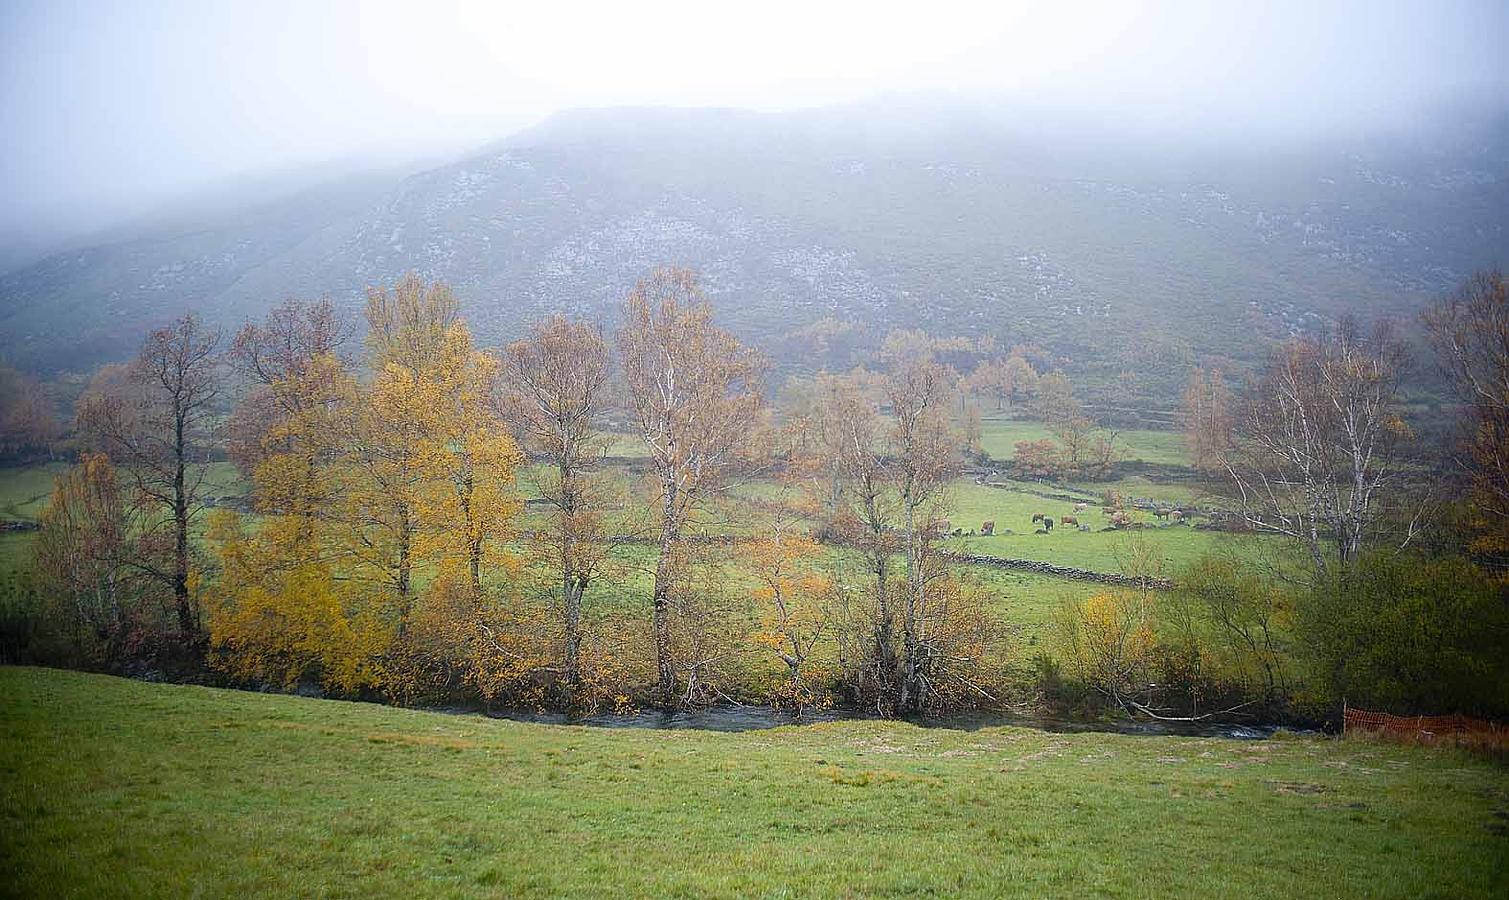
210, 300, 373, 689
1423, 270, 1509, 555
226, 298, 347, 479
497, 315, 612, 698
1012, 438, 1065, 480
969, 353, 1038, 413
32, 454, 147, 663
748, 511, 834, 709
1219, 319, 1413, 577
207, 509, 393, 693
1181, 367, 1233, 475
412, 328, 522, 600
1057, 589, 1156, 709
619, 267, 766, 704
1032, 371, 1078, 425
77, 314, 221, 642
345, 275, 520, 614
887, 355, 963, 712
803, 370, 900, 705
0, 366, 60, 461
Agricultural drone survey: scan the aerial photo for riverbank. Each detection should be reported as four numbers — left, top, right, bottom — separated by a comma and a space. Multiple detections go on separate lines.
3, 666, 1504, 898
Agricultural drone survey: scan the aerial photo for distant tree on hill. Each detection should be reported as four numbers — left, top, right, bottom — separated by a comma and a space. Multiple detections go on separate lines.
968, 354, 1038, 413
1181, 367, 1233, 475
1032, 372, 1078, 425
0, 366, 59, 461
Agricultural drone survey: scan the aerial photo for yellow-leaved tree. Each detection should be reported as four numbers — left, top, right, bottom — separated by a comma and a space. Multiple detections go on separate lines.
208, 300, 389, 691
747, 513, 833, 709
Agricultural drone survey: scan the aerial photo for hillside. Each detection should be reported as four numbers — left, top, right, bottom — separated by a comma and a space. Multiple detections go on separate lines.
2, 103, 1506, 403
2, 667, 1506, 898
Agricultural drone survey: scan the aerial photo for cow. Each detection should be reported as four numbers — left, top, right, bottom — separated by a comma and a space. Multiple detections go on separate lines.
1061, 515, 1079, 527
1170, 510, 1184, 523
1074, 502, 1089, 513
1153, 508, 1170, 520
1031, 513, 1046, 524
981, 520, 995, 536
1042, 517, 1054, 531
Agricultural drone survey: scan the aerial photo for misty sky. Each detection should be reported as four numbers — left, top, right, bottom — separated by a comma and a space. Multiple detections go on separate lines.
1, 0, 1506, 256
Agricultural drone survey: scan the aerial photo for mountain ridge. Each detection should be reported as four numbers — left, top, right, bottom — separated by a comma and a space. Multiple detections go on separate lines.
2, 102, 1504, 404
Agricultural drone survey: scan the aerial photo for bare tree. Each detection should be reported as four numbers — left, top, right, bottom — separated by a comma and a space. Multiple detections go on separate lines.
887, 357, 962, 712
1423, 270, 1509, 551
497, 315, 613, 699
1181, 367, 1234, 475
77, 314, 222, 641
226, 298, 349, 499
1218, 319, 1412, 577
619, 268, 766, 705
805, 370, 901, 706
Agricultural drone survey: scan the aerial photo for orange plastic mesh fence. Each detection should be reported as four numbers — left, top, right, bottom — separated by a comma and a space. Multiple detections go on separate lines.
1343, 706, 1505, 739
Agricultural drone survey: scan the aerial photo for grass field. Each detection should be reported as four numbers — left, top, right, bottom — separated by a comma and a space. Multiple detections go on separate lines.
977, 419, 1190, 467
2, 667, 1505, 899
942, 479, 1268, 573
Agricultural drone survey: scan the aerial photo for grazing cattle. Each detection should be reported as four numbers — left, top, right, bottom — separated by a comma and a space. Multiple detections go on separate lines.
1031, 513, 1046, 524
1061, 515, 1079, 527
1074, 502, 1088, 513
1043, 517, 1054, 531
951, 528, 963, 537
981, 520, 995, 536
1170, 510, 1184, 522
1153, 508, 1170, 520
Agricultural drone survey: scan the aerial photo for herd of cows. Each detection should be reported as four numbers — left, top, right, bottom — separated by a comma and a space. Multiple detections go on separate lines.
939, 504, 1190, 537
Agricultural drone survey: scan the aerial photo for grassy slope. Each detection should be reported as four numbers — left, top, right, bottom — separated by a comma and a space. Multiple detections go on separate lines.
977, 420, 1190, 468
2, 667, 1505, 899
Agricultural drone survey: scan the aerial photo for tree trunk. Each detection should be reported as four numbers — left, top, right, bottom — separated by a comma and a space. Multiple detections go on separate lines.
172, 412, 193, 639
559, 460, 585, 700
458, 466, 481, 598
563, 574, 584, 697
396, 506, 413, 624
653, 480, 679, 705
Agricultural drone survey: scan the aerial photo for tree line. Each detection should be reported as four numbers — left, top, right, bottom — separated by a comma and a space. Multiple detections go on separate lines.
20, 269, 1027, 714
8, 266, 1509, 722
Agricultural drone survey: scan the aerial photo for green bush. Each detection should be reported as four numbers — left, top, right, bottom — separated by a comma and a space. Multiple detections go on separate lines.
1298, 553, 1509, 719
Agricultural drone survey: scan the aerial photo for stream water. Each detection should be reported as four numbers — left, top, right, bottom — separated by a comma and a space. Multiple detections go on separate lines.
454, 703, 1294, 740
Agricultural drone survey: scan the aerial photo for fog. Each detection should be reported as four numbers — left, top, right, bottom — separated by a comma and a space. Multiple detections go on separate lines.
1, 0, 1505, 265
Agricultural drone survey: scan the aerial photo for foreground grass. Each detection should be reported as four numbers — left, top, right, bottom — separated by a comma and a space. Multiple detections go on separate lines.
2, 668, 1505, 898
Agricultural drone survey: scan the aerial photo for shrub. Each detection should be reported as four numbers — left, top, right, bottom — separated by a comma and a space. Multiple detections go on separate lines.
1298, 553, 1509, 719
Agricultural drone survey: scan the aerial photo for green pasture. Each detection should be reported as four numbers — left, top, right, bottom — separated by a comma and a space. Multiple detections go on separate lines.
3, 667, 1504, 899
977, 418, 1191, 467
